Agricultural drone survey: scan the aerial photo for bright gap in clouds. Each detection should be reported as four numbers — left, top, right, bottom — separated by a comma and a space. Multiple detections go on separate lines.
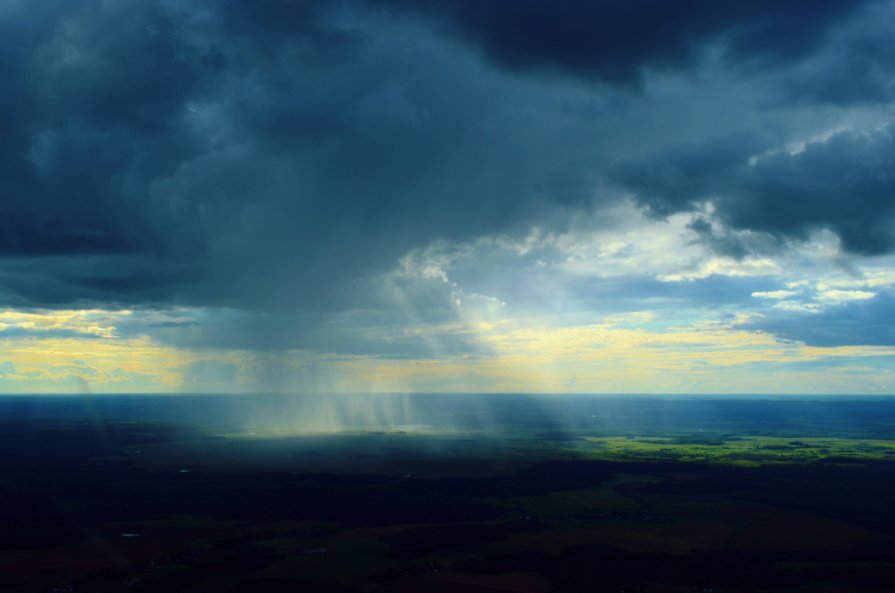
3, 203, 894, 395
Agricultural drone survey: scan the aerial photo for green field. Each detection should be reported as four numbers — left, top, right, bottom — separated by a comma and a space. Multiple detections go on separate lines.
572, 435, 895, 465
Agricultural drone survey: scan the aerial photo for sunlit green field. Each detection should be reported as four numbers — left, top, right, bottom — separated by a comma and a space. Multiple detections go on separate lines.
573, 435, 895, 465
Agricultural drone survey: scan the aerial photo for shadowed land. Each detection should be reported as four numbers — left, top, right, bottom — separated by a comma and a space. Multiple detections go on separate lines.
1, 394, 894, 593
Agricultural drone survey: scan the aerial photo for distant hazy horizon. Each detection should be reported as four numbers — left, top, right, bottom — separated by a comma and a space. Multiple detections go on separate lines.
3, 392, 894, 437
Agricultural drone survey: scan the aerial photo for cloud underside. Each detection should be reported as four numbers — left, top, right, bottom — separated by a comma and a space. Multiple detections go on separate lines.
1, 0, 893, 307
1, 1, 895, 391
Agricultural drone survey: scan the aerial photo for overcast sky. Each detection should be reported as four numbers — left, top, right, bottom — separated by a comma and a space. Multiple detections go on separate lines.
2, 0, 895, 394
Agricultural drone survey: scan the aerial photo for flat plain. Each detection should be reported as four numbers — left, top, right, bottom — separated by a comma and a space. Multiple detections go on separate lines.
1, 394, 894, 593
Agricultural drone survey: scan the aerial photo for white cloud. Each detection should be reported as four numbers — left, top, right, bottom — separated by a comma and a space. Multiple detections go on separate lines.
815, 289, 877, 303
659, 257, 781, 282
772, 301, 823, 313
753, 290, 798, 299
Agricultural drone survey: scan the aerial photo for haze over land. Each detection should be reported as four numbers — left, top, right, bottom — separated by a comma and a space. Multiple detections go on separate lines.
1, 0, 895, 393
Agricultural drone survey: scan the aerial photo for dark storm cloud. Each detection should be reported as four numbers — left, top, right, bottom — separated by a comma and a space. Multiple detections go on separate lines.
0, 0, 607, 311
773, 0, 895, 106
730, 127, 895, 255
369, 0, 872, 86
613, 132, 771, 218
685, 217, 782, 261
780, 37, 895, 106
748, 293, 895, 347
127, 306, 491, 359
1, 0, 894, 325
614, 124, 895, 255
0, 0, 210, 257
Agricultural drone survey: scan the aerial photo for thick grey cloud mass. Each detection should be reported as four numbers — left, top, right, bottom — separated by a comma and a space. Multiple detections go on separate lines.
749, 293, 895, 347
615, 124, 895, 255
0, 0, 893, 325
1, 0, 604, 310
370, 0, 872, 85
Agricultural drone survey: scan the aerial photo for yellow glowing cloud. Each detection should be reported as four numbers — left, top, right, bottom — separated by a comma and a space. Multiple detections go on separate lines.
2, 305, 894, 395
0, 308, 252, 393
338, 315, 895, 394
0, 308, 126, 338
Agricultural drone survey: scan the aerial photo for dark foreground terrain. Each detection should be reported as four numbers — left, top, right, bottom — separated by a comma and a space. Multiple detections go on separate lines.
1, 394, 894, 592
